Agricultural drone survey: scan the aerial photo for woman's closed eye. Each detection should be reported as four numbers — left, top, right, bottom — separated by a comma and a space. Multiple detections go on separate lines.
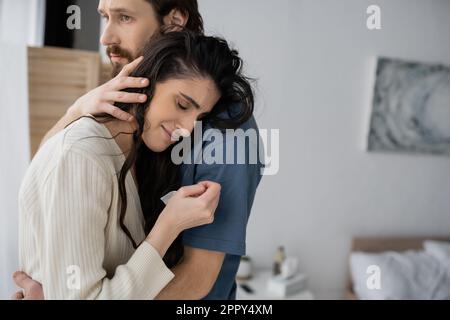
177, 102, 189, 111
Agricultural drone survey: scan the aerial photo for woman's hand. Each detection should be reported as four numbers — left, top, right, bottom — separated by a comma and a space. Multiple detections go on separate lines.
164, 181, 221, 232
67, 56, 149, 122
145, 181, 221, 257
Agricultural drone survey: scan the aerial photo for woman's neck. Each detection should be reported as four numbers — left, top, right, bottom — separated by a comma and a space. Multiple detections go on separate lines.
103, 119, 138, 157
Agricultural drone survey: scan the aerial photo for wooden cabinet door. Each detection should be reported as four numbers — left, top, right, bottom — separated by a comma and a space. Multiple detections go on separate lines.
28, 46, 101, 156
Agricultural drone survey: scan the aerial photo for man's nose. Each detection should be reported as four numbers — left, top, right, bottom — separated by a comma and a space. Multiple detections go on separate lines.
100, 22, 120, 46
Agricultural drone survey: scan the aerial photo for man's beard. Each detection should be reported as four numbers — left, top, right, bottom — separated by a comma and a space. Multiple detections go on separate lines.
106, 45, 134, 77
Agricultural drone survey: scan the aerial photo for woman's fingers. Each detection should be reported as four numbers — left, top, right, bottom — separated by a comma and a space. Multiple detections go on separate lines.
198, 181, 221, 203
104, 91, 147, 104
117, 56, 144, 77
178, 184, 207, 198
101, 103, 134, 121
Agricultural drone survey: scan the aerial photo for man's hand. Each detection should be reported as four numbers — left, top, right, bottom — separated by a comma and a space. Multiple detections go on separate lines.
11, 271, 44, 300
39, 56, 149, 148
68, 56, 149, 122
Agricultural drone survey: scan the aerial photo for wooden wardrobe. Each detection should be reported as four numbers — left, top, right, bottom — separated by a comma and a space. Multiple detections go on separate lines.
28, 46, 111, 156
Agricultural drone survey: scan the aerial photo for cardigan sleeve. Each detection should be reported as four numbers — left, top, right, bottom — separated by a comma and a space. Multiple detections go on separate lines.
40, 148, 174, 299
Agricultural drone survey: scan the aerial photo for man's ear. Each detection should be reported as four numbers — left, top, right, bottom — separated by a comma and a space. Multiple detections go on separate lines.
163, 8, 189, 29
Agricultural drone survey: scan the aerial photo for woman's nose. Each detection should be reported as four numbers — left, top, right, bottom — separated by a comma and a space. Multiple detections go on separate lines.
178, 117, 198, 134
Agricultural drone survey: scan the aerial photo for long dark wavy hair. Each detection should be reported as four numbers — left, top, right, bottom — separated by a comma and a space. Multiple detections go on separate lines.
104, 29, 254, 268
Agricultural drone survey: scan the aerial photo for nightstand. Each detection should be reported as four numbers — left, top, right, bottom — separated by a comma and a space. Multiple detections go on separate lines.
236, 270, 314, 300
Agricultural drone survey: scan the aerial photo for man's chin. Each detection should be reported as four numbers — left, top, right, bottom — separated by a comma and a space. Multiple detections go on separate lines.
111, 61, 128, 77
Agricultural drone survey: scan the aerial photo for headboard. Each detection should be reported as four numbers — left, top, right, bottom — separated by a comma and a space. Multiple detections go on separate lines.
346, 236, 450, 299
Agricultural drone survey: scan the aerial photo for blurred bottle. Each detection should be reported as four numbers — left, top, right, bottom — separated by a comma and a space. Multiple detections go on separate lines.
273, 246, 286, 276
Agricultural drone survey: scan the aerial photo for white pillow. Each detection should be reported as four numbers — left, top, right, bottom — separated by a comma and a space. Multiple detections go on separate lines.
423, 240, 450, 263
350, 250, 450, 300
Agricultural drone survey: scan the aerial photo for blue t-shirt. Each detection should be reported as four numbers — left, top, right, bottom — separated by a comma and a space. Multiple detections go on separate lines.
180, 111, 263, 300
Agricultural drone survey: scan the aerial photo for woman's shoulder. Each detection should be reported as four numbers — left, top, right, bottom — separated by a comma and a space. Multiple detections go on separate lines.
32, 116, 123, 175
28, 116, 124, 183
63, 116, 108, 142
21, 117, 116, 198
61, 116, 118, 157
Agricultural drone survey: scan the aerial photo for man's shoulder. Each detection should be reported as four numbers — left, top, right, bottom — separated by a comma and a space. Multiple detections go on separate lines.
201, 108, 263, 164
203, 102, 259, 132
180, 103, 264, 183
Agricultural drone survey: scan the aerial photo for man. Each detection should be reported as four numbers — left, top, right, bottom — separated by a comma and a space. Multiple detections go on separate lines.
12, 0, 262, 300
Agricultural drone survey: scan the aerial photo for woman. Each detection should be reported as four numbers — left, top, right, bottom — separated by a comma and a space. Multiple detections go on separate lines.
18, 29, 254, 299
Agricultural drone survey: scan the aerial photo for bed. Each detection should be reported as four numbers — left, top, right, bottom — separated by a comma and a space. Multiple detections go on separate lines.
346, 236, 450, 300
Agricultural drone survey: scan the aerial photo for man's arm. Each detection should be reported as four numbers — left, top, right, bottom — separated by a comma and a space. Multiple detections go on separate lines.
155, 246, 225, 300
12, 246, 224, 300
38, 57, 148, 148
176, 118, 263, 299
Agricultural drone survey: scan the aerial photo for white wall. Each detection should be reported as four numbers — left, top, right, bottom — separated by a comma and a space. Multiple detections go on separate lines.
0, 0, 44, 299
199, 0, 450, 298
0, 0, 45, 46
0, 43, 29, 300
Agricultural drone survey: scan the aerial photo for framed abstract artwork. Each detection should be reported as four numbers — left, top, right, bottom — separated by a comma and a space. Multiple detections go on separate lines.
368, 57, 450, 155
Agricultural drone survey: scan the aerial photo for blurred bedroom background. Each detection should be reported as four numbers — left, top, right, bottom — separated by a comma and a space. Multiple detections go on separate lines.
1, 0, 450, 299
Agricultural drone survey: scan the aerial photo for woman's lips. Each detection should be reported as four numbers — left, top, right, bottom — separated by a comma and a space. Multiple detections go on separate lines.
162, 126, 190, 142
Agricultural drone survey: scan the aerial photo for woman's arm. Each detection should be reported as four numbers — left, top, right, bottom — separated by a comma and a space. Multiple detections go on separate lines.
37, 149, 174, 299
31, 149, 220, 300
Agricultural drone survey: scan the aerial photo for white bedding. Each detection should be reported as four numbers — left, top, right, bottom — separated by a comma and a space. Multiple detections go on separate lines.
350, 240, 450, 300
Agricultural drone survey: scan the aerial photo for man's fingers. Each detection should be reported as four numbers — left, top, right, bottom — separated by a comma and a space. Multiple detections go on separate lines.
113, 76, 149, 91
104, 91, 147, 104
11, 291, 24, 300
23, 287, 44, 300
13, 271, 36, 290
102, 104, 134, 121
118, 56, 144, 77
12, 271, 44, 300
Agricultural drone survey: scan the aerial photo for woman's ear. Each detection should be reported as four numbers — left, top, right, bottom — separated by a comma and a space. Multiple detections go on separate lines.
163, 8, 189, 29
